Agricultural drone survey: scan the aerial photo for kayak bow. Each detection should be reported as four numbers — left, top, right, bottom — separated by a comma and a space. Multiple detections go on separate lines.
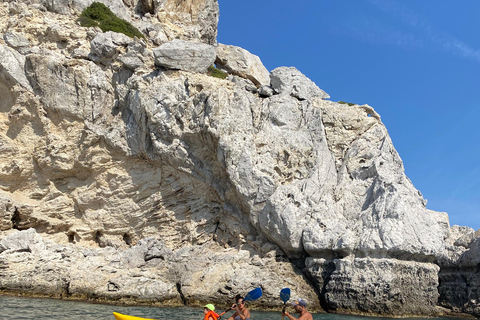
113, 312, 157, 320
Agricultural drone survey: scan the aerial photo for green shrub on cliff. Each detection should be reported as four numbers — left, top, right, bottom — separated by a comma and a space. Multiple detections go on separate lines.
207, 66, 228, 79
78, 2, 144, 39
338, 101, 356, 106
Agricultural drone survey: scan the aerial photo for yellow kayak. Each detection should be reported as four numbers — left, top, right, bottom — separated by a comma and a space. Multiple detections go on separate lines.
113, 312, 158, 320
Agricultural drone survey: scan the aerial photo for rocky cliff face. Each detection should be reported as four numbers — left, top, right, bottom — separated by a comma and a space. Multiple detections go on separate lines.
0, 0, 479, 317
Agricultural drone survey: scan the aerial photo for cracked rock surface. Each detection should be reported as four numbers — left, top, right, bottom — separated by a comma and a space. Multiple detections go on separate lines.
0, 0, 479, 317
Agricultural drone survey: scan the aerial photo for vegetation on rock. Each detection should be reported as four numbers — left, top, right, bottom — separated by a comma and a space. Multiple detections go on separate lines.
78, 2, 144, 39
207, 65, 228, 79
338, 101, 356, 106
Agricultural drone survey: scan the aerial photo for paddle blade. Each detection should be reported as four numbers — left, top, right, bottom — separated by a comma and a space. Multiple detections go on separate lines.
244, 287, 263, 301
280, 288, 291, 303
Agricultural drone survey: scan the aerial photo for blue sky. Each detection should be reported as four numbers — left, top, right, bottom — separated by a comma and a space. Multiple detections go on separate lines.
217, 0, 480, 231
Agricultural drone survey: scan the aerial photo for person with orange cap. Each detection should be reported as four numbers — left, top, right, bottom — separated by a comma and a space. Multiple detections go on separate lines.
204, 304, 220, 320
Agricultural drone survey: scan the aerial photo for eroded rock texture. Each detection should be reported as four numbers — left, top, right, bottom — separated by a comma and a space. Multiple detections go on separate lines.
0, 0, 479, 317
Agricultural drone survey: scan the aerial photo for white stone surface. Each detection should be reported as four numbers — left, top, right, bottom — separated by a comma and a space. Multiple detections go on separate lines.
0, 44, 33, 91
153, 39, 216, 73
215, 43, 270, 86
270, 66, 330, 100
0, 0, 476, 316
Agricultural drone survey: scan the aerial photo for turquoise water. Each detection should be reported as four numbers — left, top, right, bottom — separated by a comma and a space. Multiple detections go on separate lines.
0, 295, 460, 320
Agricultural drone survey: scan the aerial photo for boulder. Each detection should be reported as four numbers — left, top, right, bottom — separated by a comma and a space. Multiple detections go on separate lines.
306, 257, 440, 316
438, 231, 480, 315
89, 31, 132, 61
215, 43, 270, 86
270, 66, 329, 100
4, 31, 30, 48
153, 39, 216, 73
0, 228, 45, 254
0, 44, 33, 91
258, 85, 274, 97
118, 52, 144, 70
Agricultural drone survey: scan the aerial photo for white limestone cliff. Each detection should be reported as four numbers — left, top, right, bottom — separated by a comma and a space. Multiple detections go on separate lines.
0, 0, 478, 317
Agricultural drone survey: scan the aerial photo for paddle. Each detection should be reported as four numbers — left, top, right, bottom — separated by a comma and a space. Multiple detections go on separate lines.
244, 287, 263, 302
280, 288, 291, 320
218, 287, 263, 318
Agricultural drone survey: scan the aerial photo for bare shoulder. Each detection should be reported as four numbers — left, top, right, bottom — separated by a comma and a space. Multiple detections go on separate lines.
298, 311, 313, 320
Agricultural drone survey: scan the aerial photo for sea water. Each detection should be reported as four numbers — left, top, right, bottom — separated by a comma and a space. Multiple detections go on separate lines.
0, 295, 461, 320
